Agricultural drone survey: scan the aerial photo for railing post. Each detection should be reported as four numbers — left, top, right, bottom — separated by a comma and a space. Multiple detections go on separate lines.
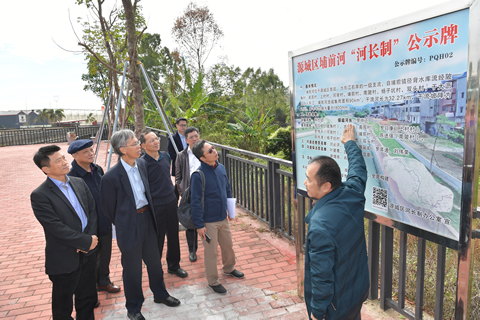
267, 160, 281, 231
415, 238, 426, 319
222, 149, 230, 181
368, 219, 380, 300
295, 194, 305, 299
435, 245, 446, 320
380, 225, 393, 310
398, 231, 408, 309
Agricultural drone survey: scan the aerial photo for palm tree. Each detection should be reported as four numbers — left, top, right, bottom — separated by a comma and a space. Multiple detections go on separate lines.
50, 109, 65, 125
163, 62, 231, 124
227, 105, 277, 154
37, 109, 50, 127
86, 113, 96, 124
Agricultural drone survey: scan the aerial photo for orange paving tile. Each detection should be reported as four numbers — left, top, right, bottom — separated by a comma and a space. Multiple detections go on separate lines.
0, 141, 406, 319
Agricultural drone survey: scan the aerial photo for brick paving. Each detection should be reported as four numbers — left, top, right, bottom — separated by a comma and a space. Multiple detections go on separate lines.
0, 142, 405, 319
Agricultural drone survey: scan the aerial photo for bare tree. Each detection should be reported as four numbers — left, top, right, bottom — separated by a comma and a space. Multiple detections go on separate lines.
75, 0, 147, 136
75, 0, 128, 136
172, 2, 224, 72
122, 0, 147, 136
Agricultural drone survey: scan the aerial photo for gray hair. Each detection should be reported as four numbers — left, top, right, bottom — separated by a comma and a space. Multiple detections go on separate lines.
111, 129, 136, 156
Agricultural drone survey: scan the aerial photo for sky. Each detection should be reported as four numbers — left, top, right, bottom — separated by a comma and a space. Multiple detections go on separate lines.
0, 0, 453, 112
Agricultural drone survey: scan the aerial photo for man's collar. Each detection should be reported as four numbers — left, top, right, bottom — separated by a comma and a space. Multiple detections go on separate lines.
201, 160, 218, 169
120, 157, 137, 171
305, 186, 342, 223
71, 160, 91, 176
144, 151, 163, 161
49, 175, 70, 187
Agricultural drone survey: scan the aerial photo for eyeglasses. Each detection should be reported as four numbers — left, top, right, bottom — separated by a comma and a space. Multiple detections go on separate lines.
177, 124, 187, 127
206, 145, 216, 154
123, 141, 140, 148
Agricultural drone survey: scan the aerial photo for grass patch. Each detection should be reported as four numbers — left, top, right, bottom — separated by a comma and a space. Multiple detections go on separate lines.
369, 121, 414, 158
443, 153, 463, 166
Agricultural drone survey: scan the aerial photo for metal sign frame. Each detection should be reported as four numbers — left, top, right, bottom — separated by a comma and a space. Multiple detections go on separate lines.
289, 0, 479, 318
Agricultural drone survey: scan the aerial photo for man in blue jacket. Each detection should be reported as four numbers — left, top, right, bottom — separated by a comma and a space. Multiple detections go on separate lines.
303, 124, 369, 320
190, 140, 244, 294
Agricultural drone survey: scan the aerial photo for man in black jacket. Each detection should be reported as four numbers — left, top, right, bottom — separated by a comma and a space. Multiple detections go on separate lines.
100, 130, 180, 320
31, 145, 98, 320
167, 117, 188, 178
140, 130, 188, 278
67, 139, 121, 294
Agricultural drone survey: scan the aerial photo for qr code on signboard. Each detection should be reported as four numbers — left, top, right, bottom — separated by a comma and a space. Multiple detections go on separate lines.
372, 186, 388, 212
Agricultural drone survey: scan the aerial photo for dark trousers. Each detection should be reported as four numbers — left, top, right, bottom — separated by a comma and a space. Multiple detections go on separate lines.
175, 189, 198, 254
186, 229, 198, 253
48, 253, 97, 320
96, 231, 113, 286
121, 209, 169, 314
339, 289, 368, 320
342, 303, 362, 320
155, 198, 181, 271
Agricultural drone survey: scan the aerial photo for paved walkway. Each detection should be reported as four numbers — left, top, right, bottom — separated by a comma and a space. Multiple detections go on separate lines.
0, 142, 405, 319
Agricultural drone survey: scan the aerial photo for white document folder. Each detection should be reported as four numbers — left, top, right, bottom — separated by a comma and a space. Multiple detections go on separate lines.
227, 198, 236, 219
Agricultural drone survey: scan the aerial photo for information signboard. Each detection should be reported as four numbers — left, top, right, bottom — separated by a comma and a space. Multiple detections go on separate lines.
291, 8, 469, 242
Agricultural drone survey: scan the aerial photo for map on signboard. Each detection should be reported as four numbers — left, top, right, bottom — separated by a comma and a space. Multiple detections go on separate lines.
293, 9, 468, 240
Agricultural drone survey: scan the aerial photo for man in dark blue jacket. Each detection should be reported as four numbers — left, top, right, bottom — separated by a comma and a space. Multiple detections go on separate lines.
68, 140, 121, 294
303, 124, 369, 320
190, 140, 244, 295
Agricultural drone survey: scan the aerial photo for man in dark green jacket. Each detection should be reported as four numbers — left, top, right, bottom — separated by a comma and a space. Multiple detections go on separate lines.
303, 124, 369, 320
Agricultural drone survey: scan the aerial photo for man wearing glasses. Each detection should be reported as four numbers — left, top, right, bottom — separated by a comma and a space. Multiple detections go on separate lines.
31, 145, 98, 320
167, 117, 188, 179
139, 129, 188, 279
100, 130, 180, 320
190, 140, 244, 295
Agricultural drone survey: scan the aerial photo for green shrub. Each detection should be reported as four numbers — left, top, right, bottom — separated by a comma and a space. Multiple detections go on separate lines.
266, 126, 292, 160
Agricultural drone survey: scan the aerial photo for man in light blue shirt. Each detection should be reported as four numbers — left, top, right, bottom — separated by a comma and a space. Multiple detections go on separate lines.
49, 175, 89, 231
31, 145, 98, 320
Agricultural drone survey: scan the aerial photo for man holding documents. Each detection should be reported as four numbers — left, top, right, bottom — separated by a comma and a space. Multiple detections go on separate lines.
190, 139, 244, 295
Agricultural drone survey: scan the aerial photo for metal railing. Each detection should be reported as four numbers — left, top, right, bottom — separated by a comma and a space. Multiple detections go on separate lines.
151, 128, 449, 319
0, 126, 106, 146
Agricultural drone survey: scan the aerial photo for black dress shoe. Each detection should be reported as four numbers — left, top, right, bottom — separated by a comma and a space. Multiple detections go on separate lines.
209, 284, 227, 294
154, 295, 181, 307
223, 269, 244, 278
127, 312, 145, 320
167, 268, 188, 278
97, 283, 121, 293
189, 252, 197, 262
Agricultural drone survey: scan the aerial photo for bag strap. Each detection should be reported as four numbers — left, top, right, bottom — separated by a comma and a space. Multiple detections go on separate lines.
193, 170, 206, 212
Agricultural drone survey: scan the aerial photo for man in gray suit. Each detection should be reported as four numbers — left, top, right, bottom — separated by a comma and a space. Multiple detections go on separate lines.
31, 145, 98, 320
175, 126, 201, 262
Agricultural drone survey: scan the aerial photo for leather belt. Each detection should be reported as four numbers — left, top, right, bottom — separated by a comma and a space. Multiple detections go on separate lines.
137, 205, 148, 214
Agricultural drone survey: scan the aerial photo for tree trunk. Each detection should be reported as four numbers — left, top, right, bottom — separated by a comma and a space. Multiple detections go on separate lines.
122, 0, 145, 136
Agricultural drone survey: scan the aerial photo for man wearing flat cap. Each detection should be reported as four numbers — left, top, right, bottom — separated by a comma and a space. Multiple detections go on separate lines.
68, 140, 121, 294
